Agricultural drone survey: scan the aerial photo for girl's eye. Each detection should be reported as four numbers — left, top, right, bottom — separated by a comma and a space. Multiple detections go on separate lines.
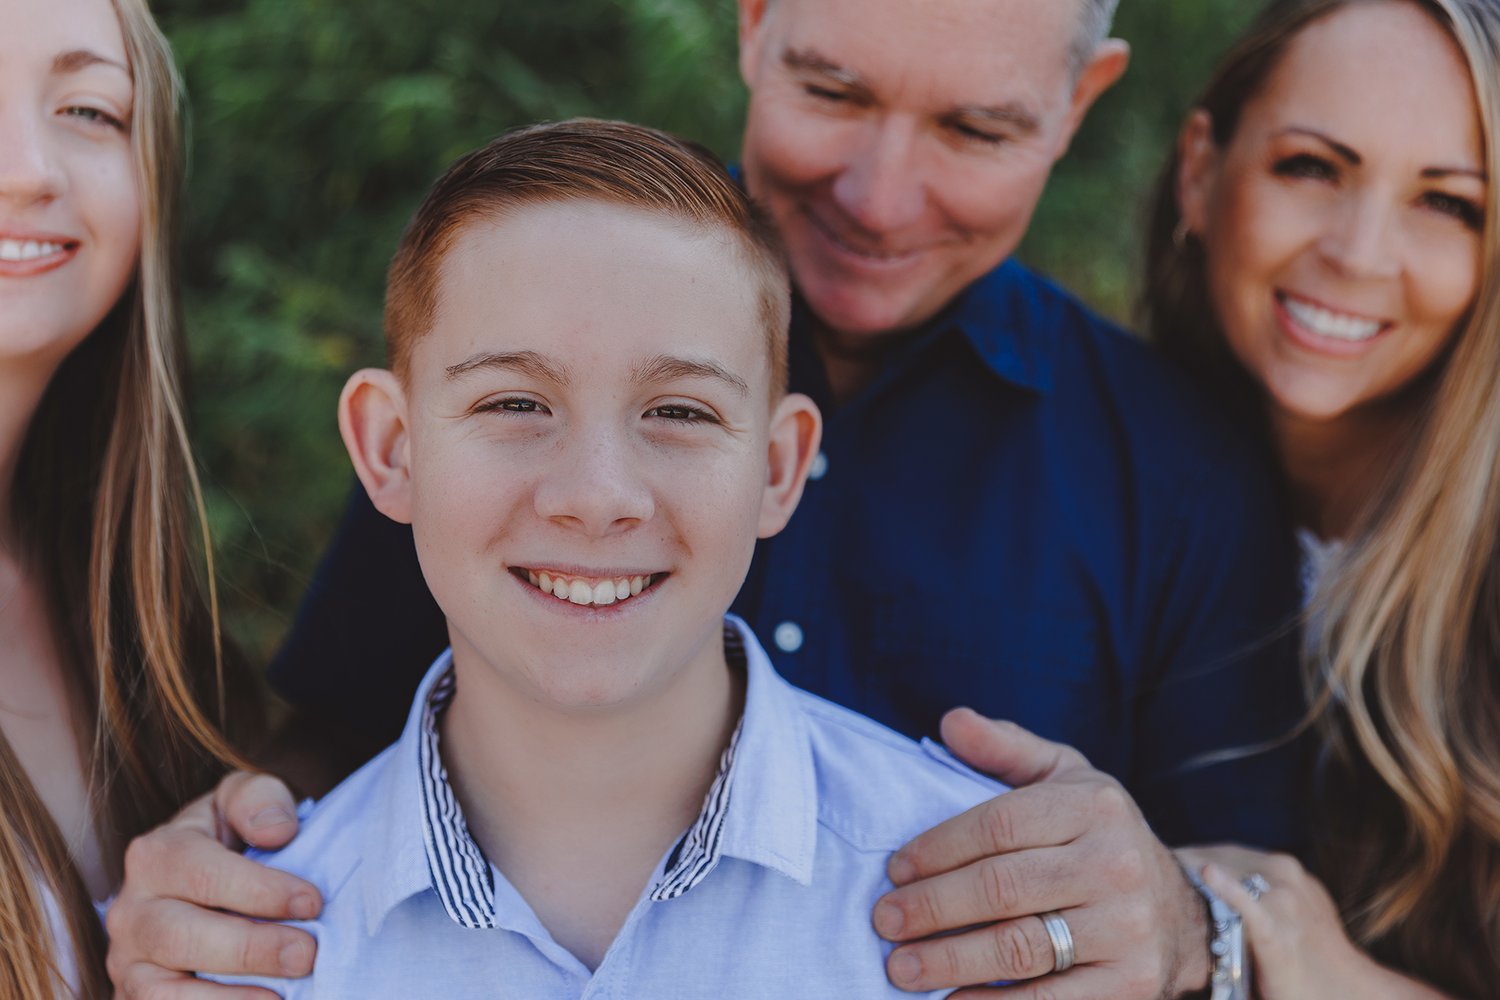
475, 397, 546, 415
1421, 191, 1484, 231
1272, 153, 1336, 181
646, 404, 716, 423
61, 105, 126, 131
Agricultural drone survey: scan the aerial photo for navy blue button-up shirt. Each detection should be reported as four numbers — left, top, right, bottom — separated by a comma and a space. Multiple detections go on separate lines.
270, 258, 1305, 849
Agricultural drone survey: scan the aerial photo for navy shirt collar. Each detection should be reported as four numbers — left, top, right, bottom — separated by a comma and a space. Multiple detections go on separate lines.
788, 257, 1055, 407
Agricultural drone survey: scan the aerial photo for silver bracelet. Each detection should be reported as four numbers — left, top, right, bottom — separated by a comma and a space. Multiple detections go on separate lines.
1180, 863, 1249, 1000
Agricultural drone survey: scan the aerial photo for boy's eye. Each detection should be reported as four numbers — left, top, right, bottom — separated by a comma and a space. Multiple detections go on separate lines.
475, 397, 547, 415
645, 404, 716, 423
1272, 153, 1337, 181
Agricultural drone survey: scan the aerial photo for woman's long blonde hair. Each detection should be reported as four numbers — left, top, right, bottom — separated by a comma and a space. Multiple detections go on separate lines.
1142, 1, 1500, 994
0, 1, 258, 996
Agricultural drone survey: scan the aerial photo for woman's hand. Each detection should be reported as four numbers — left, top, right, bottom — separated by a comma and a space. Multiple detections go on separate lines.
1178, 845, 1449, 1000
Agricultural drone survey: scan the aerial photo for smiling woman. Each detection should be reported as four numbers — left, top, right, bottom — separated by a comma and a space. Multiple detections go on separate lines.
1143, 0, 1500, 996
0, 0, 258, 996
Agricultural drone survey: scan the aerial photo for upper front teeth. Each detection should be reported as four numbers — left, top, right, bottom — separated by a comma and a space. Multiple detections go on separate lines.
526, 570, 650, 607
1283, 295, 1383, 342
0, 239, 66, 262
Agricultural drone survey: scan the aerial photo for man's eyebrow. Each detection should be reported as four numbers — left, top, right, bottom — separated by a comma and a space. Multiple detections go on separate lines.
782, 47, 866, 91
444, 350, 571, 384
52, 49, 131, 77
632, 354, 750, 397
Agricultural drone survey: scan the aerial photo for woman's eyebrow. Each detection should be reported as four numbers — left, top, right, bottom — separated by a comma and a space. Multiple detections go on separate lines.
1277, 126, 1361, 165
52, 49, 130, 77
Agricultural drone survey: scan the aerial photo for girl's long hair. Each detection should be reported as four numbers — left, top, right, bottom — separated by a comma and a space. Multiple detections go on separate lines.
0, 1, 259, 996
1141, 1, 1500, 995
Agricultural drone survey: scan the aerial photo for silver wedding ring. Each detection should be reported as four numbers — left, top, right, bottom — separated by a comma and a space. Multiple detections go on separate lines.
1039, 910, 1076, 973
1242, 873, 1271, 901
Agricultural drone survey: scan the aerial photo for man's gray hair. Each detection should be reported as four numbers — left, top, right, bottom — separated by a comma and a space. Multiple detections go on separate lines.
1071, 0, 1121, 74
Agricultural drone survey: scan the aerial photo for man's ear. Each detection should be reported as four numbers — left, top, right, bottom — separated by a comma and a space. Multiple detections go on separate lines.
738, 0, 773, 87
758, 392, 822, 538
339, 368, 414, 524
1176, 109, 1219, 238
1057, 39, 1131, 156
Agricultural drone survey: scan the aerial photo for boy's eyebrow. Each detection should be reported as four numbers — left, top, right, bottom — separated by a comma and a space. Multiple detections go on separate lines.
632, 354, 750, 397
444, 350, 572, 384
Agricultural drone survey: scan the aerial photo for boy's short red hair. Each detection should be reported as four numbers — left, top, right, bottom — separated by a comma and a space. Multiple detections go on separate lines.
384, 118, 790, 393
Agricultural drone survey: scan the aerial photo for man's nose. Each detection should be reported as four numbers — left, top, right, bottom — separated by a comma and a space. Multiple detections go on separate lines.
0, 104, 65, 208
532, 428, 656, 537
1317, 190, 1401, 281
830, 117, 926, 237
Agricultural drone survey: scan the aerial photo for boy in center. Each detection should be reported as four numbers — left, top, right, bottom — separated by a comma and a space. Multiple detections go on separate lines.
225, 119, 1003, 997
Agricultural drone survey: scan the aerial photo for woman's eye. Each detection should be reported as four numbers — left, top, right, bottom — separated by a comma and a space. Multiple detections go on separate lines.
1272, 153, 1336, 181
61, 105, 125, 131
1421, 191, 1484, 231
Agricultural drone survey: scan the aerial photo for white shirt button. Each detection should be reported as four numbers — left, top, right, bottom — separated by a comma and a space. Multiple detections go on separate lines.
773, 621, 804, 653
808, 452, 829, 481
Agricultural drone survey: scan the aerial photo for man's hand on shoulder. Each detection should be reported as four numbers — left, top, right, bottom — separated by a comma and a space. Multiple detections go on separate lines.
107, 771, 322, 999
872, 710, 1210, 999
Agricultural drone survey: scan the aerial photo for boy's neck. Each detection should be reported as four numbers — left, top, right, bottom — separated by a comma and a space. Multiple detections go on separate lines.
438, 625, 745, 971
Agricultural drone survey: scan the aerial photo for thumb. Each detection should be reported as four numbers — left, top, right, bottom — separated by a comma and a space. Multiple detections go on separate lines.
213, 770, 301, 851
939, 707, 1088, 786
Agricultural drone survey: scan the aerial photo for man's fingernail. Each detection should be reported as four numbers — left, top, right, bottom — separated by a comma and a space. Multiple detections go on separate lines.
873, 899, 905, 938
888, 854, 916, 884
888, 949, 922, 987
279, 938, 314, 976
250, 806, 294, 830
289, 892, 319, 920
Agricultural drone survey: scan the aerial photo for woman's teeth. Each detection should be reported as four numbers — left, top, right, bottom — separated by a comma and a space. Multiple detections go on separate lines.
525, 571, 652, 607
0, 239, 67, 262
1282, 294, 1384, 342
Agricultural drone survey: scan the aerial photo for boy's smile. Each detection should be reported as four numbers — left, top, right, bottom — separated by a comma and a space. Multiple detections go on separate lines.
342, 198, 820, 712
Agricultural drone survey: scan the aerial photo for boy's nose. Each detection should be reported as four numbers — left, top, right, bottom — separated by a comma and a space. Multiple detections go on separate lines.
532, 431, 655, 536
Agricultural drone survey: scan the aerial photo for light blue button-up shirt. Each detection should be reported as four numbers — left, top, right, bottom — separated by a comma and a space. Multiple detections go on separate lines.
215, 617, 1004, 998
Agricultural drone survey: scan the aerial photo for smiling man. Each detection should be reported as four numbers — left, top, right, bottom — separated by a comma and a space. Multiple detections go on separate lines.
108, 2, 1306, 999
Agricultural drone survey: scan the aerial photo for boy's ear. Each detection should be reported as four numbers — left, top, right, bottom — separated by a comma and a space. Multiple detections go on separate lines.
758, 392, 822, 538
339, 368, 414, 524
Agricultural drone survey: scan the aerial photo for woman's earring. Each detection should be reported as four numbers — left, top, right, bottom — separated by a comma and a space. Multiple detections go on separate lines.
1172, 218, 1192, 249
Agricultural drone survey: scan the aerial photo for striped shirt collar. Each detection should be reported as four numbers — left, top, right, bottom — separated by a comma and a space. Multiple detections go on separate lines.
356, 615, 818, 935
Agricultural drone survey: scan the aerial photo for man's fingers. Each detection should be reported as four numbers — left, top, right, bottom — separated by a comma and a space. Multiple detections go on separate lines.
883, 907, 1106, 992
214, 772, 301, 851
110, 898, 316, 980
946, 966, 1129, 1000
121, 829, 320, 920
939, 709, 1089, 787
888, 780, 1111, 886
114, 961, 286, 1000
876, 848, 1085, 942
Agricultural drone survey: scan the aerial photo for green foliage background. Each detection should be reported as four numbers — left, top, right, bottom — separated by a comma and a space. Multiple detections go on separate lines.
153, 0, 1254, 663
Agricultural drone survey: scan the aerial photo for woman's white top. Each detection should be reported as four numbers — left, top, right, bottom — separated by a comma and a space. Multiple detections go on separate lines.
39, 875, 83, 997
1297, 527, 1345, 607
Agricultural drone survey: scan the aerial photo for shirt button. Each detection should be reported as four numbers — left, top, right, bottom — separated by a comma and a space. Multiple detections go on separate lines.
773, 621, 804, 653
808, 452, 829, 481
